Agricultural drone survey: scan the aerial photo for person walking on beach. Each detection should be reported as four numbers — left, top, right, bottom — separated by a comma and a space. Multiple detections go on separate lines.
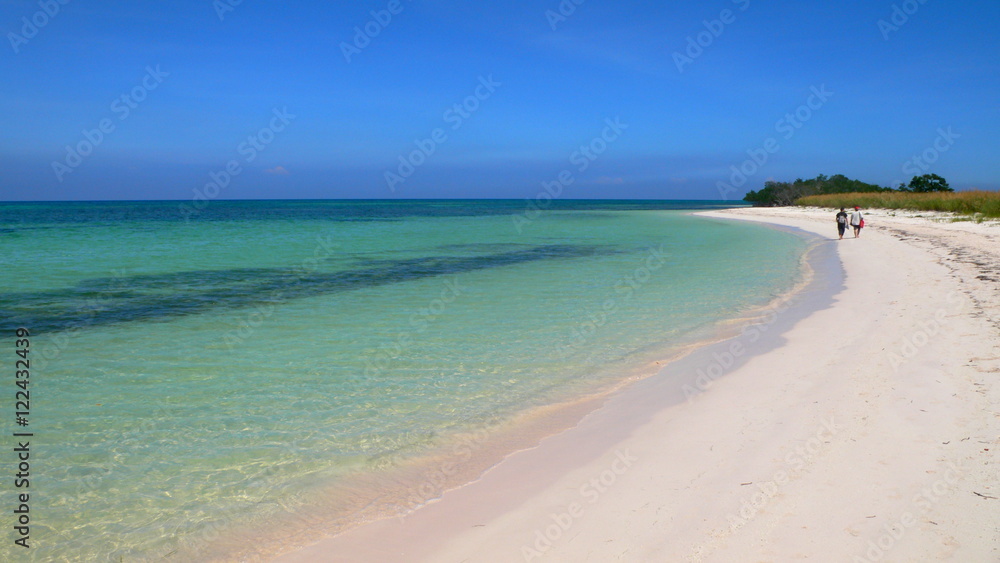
850, 206, 864, 238
836, 208, 848, 239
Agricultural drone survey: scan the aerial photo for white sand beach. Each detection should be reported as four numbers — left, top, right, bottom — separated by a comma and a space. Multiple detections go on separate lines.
277, 206, 1000, 562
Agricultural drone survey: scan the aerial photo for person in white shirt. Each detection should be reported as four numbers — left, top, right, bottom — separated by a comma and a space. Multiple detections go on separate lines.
849, 206, 864, 238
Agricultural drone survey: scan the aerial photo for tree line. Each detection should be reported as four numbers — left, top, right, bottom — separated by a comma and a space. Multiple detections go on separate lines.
743, 174, 952, 206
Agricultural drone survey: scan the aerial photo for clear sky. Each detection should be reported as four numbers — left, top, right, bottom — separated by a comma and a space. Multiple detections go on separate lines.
1, 0, 998, 201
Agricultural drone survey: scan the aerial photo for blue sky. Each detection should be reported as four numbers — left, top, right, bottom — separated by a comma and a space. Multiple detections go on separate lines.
1, 0, 998, 201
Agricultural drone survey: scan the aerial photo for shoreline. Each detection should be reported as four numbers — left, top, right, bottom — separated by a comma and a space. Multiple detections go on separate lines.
266, 209, 835, 562
272, 206, 999, 562
195, 210, 824, 562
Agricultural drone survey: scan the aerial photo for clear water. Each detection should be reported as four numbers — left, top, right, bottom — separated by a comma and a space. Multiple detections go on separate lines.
0, 200, 807, 561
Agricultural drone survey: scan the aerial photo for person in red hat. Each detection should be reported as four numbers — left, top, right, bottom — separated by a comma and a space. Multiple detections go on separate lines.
849, 206, 864, 238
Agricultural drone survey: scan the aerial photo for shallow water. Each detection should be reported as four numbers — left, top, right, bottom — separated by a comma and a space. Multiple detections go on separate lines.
0, 200, 806, 560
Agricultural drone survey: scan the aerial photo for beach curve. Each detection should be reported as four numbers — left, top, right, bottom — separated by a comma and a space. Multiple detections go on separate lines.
275, 206, 999, 562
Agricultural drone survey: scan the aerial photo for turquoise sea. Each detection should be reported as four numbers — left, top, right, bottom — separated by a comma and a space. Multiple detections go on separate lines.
0, 200, 808, 561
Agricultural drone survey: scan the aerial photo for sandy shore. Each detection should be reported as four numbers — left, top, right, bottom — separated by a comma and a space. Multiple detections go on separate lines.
276, 206, 999, 562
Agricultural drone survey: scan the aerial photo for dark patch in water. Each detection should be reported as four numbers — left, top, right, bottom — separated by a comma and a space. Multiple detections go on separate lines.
434, 243, 533, 252
0, 245, 617, 334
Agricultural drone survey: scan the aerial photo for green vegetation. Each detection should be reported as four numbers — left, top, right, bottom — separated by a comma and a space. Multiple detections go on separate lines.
897, 173, 952, 193
743, 174, 891, 206
744, 173, 958, 207
743, 172, 998, 217
794, 190, 1000, 219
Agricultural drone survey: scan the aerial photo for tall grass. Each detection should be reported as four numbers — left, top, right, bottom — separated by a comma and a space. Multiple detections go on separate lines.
795, 191, 1000, 218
